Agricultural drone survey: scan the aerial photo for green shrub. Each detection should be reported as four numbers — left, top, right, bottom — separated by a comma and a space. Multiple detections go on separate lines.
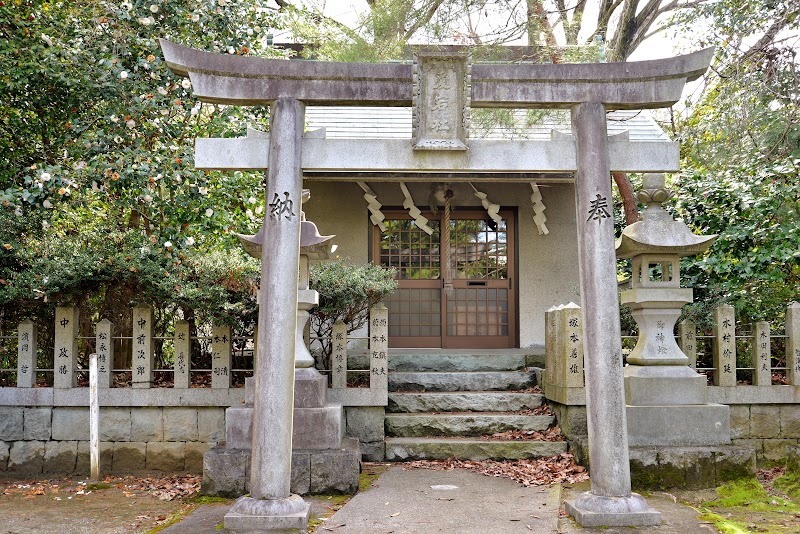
308, 259, 397, 370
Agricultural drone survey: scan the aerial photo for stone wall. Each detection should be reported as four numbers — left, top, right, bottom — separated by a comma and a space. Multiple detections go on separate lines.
0, 403, 388, 475
0, 406, 225, 476
551, 401, 800, 469
730, 404, 800, 465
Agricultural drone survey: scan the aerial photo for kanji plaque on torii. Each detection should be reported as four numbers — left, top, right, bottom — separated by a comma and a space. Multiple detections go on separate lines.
161, 38, 712, 530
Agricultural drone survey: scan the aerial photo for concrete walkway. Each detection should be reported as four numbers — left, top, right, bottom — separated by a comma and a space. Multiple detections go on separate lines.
165, 466, 716, 533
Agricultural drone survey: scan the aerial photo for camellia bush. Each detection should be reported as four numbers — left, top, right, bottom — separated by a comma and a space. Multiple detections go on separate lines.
308, 259, 397, 371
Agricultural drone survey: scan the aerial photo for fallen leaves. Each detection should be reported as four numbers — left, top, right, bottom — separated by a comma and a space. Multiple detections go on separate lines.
0, 475, 200, 502
405, 452, 589, 487
480, 426, 565, 442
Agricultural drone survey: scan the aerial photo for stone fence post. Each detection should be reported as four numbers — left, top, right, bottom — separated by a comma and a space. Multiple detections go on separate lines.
331, 321, 347, 389
132, 306, 153, 388
211, 324, 232, 389
787, 302, 800, 386
677, 319, 696, 369
753, 321, 771, 386
562, 303, 585, 388
17, 319, 37, 388
369, 304, 388, 392
174, 320, 190, 389
54, 306, 79, 389
95, 319, 114, 388
712, 304, 736, 387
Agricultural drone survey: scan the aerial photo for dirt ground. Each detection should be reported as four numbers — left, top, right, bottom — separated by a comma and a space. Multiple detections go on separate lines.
0, 476, 198, 534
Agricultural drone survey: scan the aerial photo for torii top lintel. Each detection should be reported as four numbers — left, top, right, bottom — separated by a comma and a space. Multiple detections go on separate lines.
160, 39, 712, 111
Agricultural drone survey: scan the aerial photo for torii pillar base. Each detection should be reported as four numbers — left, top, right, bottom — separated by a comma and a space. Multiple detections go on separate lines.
565, 493, 662, 528
224, 495, 310, 532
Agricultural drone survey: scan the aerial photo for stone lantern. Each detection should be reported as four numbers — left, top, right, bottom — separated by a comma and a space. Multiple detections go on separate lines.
615, 174, 732, 449
237, 189, 336, 368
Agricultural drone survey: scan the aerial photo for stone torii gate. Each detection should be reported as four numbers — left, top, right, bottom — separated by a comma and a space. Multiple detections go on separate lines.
160, 39, 712, 530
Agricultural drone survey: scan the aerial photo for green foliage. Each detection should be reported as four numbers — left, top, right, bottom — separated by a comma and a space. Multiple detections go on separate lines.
0, 0, 283, 328
665, 2, 800, 325
707, 478, 770, 508
308, 259, 397, 369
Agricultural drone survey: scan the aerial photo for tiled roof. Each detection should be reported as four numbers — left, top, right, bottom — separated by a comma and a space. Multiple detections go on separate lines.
305, 107, 670, 141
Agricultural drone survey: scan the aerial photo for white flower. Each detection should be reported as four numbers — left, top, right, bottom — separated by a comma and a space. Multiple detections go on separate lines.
143, 194, 153, 203
246, 209, 254, 219
140, 246, 150, 254
40, 172, 51, 182
43, 199, 53, 209
110, 114, 118, 123
155, 174, 163, 180
121, 2, 132, 10
227, 46, 235, 54
150, 72, 159, 80
190, 106, 199, 116
42, 220, 50, 228
114, 135, 123, 143
158, 86, 168, 96
119, 70, 128, 79
246, 28, 253, 36
198, 187, 208, 195
248, 196, 257, 204
191, 13, 200, 22
161, 109, 169, 116
14, 206, 22, 217
205, 208, 214, 217
149, 4, 159, 13
255, 205, 263, 215
181, 78, 191, 89
138, 16, 153, 25
41, 33, 53, 46
163, 241, 173, 248
218, 0, 226, 5
185, 236, 195, 246
126, 119, 136, 129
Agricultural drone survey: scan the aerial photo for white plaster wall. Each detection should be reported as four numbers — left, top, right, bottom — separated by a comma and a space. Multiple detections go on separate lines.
303, 180, 581, 349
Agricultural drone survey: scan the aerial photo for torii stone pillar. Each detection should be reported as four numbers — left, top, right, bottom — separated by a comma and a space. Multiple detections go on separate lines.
224, 98, 311, 530
564, 103, 660, 526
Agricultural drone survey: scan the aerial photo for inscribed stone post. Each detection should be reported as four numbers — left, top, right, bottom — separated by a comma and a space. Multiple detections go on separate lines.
17, 319, 36, 388
132, 306, 153, 389
713, 304, 736, 387
544, 307, 555, 386
95, 319, 114, 388
211, 325, 231, 389
753, 321, 771, 386
678, 320, 697, 369
787, 303, 800, 386
331, 321, 347, 389
370, 304, 389, 392
54, 307, 79, 389
173, 320, 190, 389
552, 306, 565, 389
562, 304, 584, 388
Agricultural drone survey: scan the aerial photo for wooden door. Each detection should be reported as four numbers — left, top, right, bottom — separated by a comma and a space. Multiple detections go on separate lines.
373, 209, 516, 349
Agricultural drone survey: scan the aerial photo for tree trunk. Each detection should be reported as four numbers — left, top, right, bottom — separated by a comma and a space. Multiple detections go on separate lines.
613, 171, 639, 225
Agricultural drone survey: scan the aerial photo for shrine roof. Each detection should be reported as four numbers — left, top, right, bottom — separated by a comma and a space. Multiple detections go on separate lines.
305, 108, 670, 142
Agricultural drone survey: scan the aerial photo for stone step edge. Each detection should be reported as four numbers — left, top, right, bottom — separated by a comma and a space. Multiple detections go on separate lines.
384, 412, 553, 418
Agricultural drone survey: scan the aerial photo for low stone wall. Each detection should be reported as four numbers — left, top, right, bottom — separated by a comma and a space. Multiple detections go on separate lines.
729, 404, 800, 465
0, 406, 225, 475
0, 403, 386, 475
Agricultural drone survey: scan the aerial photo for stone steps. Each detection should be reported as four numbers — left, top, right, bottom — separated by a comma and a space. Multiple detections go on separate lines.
385, 413, 554, 437
385, 437, 567, 461
384, 351, 565, 462
388, 392, 544, 413
389, 352, 528, 372
389, 371, 535, 392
